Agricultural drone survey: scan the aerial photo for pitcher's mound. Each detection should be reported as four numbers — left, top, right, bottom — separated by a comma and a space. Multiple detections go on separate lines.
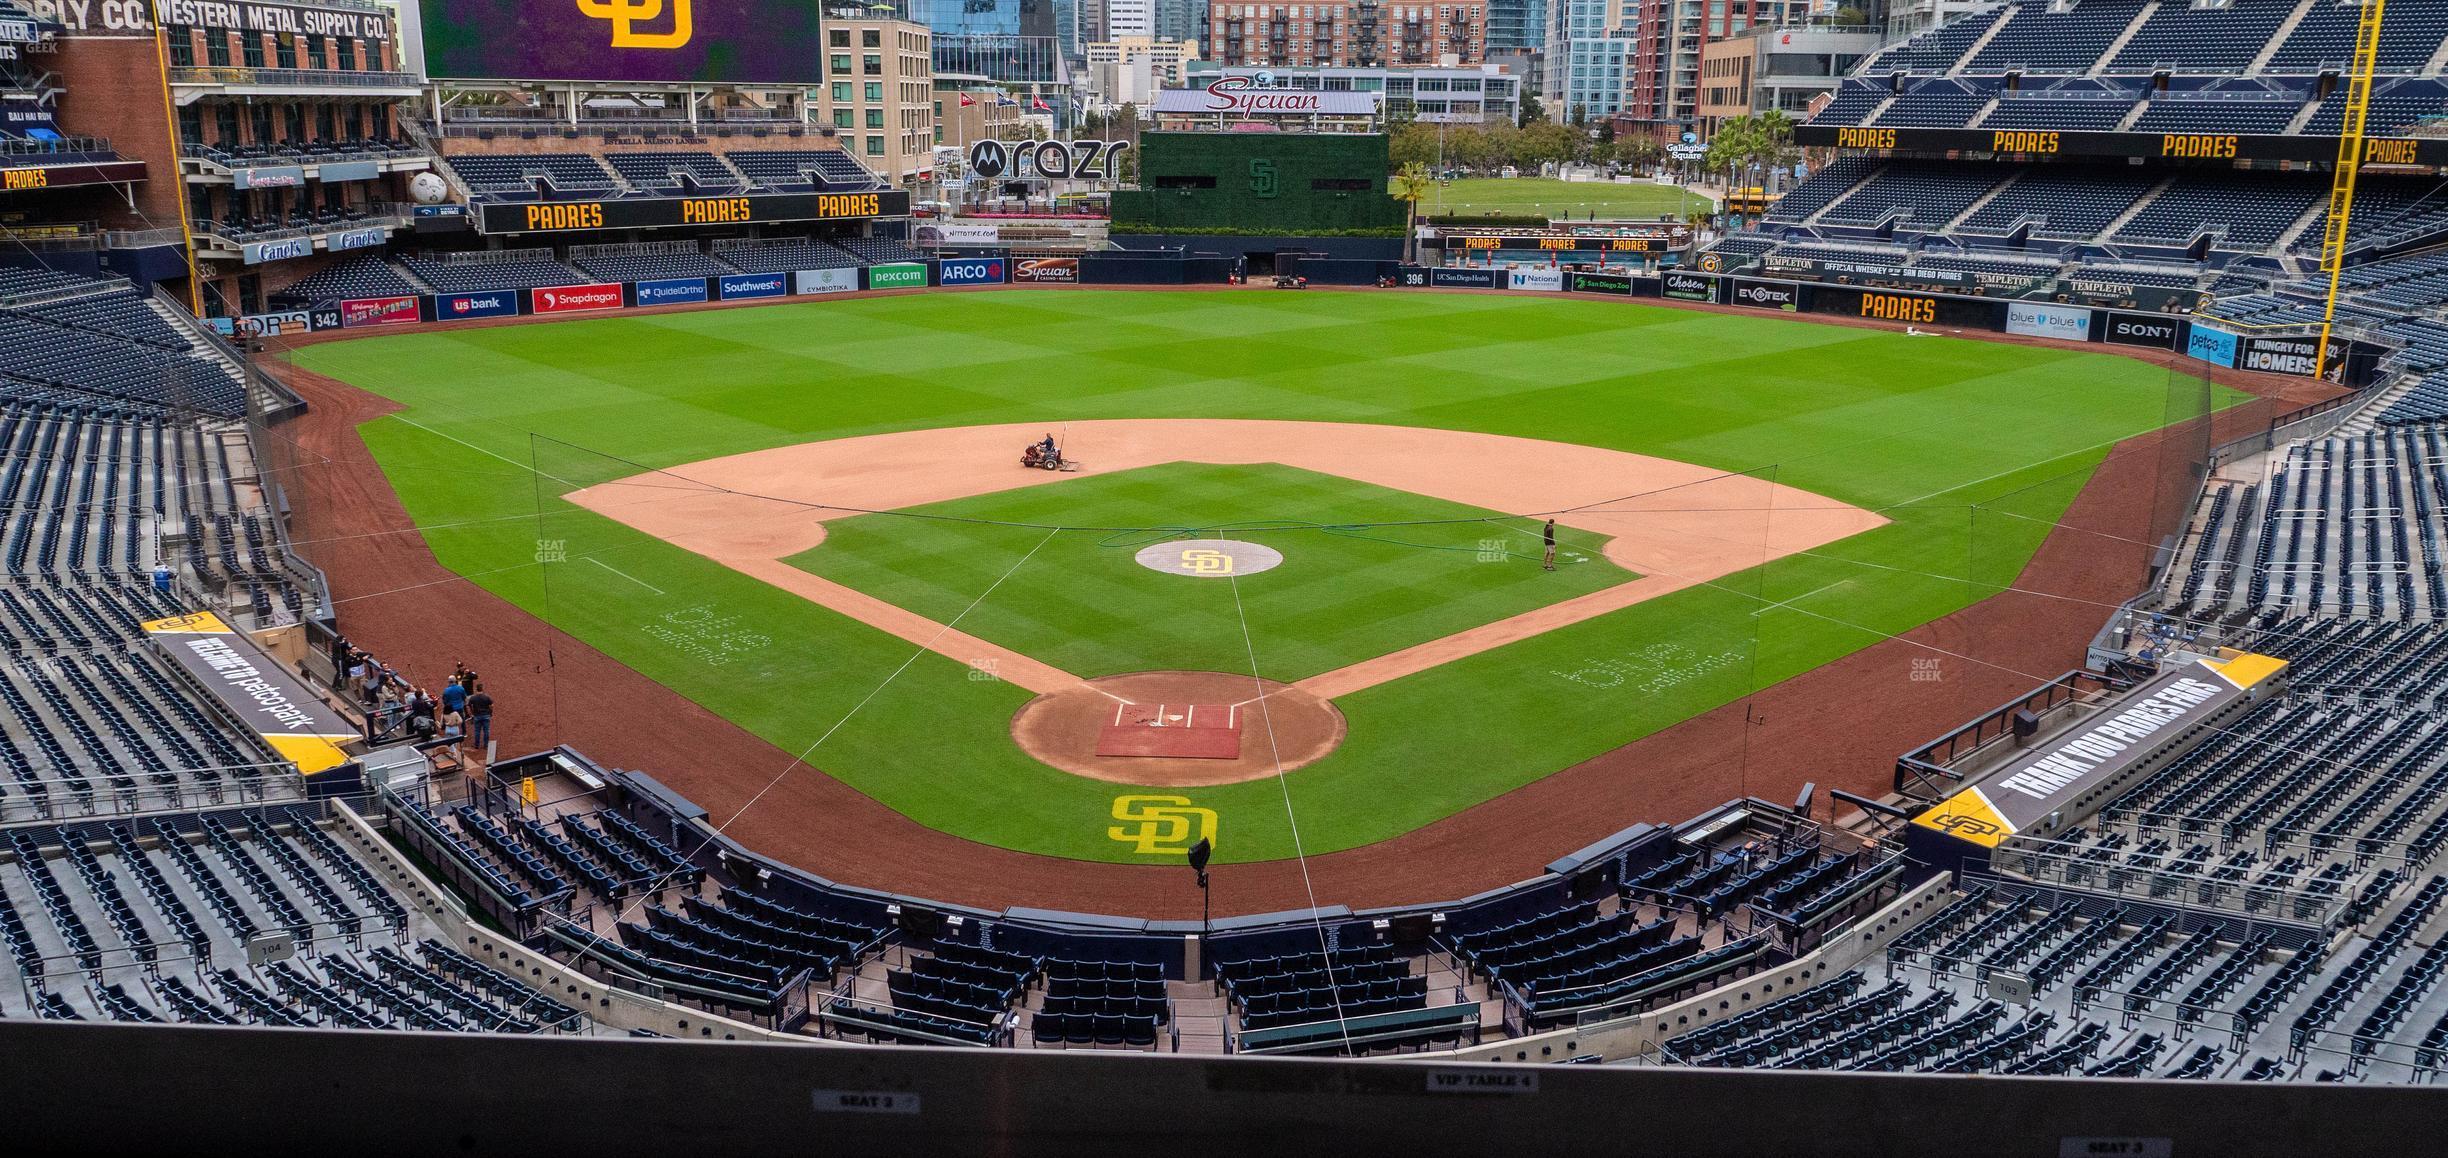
1012, 671, 1346, 787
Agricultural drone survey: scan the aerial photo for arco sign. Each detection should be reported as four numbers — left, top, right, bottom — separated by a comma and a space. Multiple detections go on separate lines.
967, 138, 1130, 181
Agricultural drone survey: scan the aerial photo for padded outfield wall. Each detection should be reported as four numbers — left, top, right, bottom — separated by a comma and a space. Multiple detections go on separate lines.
1110, 132, 1406, 236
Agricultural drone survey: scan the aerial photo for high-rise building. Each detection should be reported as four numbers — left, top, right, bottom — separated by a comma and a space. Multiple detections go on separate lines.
1152, 0, 1209, 45
1541, 0, 1632, 122
816, 15, 941, 186
891, 0, 1071, 85
1485, 0, 1546, 54
1208, 2, 1488, 69
1107, 0, 1156, 38
1624, 0, 1812, 135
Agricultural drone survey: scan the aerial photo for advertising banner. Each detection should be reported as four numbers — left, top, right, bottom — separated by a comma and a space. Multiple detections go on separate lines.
1809, 286, 2007, 329
2186, 322, 2241, 369
2102, 312, 2181, 349
936, 257, 1007, 287
1428, 267, 1498, 289
316, 159, 381, 184
1796, 123, 2448, 169
1567, 270, 1634, 295
239, 236, 315, 265
1152, 76, 1379, 117
2005, 302, 2095, 342
421, 0, 825, 85
142, 611, 360, 775
716, 272, 788, 300
530, 282, 625, 315
630, 277, 709, 306
865, 262, 929, 290
794, 267, 858, 294
1508, 266, 1564, 292
433, 290, 520, 320
231, 165, 304, 191
2240, 334, 2340, 378
1013, 256, 1079, 284
1729, 278, 1800, 312
1448, 232, 1686, 254
337, 295, 419, 328
1661, 271, 1718, 303
206, 310, 314, 338
478, 189, 909, 234
327, 226, 388, 253
915, 222, 1002, 245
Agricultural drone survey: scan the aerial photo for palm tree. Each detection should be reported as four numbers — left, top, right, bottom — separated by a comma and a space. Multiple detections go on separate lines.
1393, 162, 1433, 265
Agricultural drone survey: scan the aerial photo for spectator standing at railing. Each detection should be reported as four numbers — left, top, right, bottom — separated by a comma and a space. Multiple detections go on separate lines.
466, 686, 494, 755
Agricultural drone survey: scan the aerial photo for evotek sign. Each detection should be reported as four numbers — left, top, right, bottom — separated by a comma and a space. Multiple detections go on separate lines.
1730, 278, 1796, 311
967, 138, 1129, 181
436, 291, 518, 320
531, 282, 624, 314
936, 258, 1006, 287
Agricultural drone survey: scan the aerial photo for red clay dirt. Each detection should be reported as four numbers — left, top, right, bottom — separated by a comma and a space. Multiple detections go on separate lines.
261, 290, 2340, 920
1012, 671, 1344, 787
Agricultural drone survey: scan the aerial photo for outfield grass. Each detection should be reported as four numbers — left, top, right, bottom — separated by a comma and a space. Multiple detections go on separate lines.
792, 462, 1629, 683
1398, 176, 1707, 221
298, 289, 2233, 863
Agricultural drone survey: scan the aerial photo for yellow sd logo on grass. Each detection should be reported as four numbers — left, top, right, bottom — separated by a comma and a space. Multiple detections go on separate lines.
1179, 549, 1234, 576
1108, 795, 1218, 856
577, 0, 693, 49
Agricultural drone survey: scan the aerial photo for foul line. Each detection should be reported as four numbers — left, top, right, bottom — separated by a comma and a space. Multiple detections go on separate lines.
586, 557, 665, 595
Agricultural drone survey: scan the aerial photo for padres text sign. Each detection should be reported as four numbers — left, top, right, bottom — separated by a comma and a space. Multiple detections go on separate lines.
479, 189, 907, 233
421, 0, 826, 84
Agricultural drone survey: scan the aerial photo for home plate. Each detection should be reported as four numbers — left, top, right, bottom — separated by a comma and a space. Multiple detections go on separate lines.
1095, 702, 1243, 759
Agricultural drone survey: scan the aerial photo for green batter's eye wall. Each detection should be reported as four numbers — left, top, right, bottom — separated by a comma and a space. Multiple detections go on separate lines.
1109, 132, 1408, 236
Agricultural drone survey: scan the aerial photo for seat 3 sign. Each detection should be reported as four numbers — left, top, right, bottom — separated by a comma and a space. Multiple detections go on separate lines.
967, 138, 1130, 181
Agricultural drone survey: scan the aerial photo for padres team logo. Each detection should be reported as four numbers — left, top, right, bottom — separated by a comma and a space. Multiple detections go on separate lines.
1180, 548, 1233, 575
1699, 253, 1722, 273
1132, 539, 1284, 578
576, 0, 693, 48
1108, 795, 1219, 856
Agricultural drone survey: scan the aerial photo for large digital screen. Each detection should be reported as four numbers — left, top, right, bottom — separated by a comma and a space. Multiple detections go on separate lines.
421, 0, 826, 84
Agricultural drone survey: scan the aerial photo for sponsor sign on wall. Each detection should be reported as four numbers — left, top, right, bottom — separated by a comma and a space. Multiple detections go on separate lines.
794, 267, 859, 294
966, 138, 1130, 181
337, 295, 418, 328
141, 611, 362, 775
915, 223, 1002, 245
936, 258, 1007, 287
2103, 312, 2180, 349
866, 262, 929, 291
717, 272, 788, 300
1446, 232, 1686, 253
2186, 322, 2241, 368
2004, 302, 2095, 341
231, 165, 304, 191
631, 277, 708, 306
1507, 266, 1564, 292
1729, 278, 1796, 311
317, 159, 381, 184
1661, 271, 1718, 303
1013, 257, 1079, 284
1567, 270, 1634, 295
1809, 286, 2008, 330
531, 282, 625, 315
1428, 267, 1498, 289
421, 0, 822, 85
239, 236, 314, 265
434, 290, 519, 320
327, 226, 388, 253
478, 190, 909, 234
2240, 335, 2339, 378
1151, 76, 1380, 117
206, 310, 313, 338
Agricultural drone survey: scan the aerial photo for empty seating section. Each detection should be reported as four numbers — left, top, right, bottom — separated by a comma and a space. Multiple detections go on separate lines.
442, 152, 618, 197
1807, 85, 1888, 127
1870, 83, 1991, 128
2303, 80, 2448, 136
276, 255, 421, 304
401, 250, 587, 294
2272, 1, 2448, 73
1970, 1, 2149, 73
2110, 1, 2297, 73
1957, 170, 2158, 239
1820, 165, 2004, 228
880, 942, 1038, 1044
835, 236, 924, 265
2131, 96, 2303, 134
1981, 94, 2135, 130
600, 151, 743, 192
2115, 176, 2324, 250
724, 150, 880, 191
0, 270, 246, 417
0, 811, 585, 1032
1217, 943, 1425, 1032
1864, 5, 2009, 73
711, 238, 861, 273
570, 247, 736, 282
1762, 156, 1878, 224
1032, 957, 1169, 1048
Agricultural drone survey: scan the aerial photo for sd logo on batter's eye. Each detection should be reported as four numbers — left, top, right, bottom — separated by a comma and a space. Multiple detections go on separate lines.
1107, 795, 1218, 856
576, 0, 694, 49
1179, 549, 1233, 575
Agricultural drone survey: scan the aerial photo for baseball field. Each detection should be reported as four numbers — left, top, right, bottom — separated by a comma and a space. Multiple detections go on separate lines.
291, 288, 2230, 865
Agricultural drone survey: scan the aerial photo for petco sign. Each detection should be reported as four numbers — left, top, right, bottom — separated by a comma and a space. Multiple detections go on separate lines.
1153, 76, 1379, 117
531, 282, 625, 315
436, 291, 518, 320
938, 258, 1006, 287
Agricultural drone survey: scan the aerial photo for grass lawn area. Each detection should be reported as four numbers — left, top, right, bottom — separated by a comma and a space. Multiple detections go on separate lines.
1397, 176, 1708, 221
297, 289, 2234, 863
791, 462, 1630, 683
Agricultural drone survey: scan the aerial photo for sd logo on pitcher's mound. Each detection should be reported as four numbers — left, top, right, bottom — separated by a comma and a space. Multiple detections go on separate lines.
1134, 539, 1283, 578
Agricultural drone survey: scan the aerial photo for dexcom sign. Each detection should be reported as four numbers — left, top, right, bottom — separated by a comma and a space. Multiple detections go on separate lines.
938, 258, 1007, 287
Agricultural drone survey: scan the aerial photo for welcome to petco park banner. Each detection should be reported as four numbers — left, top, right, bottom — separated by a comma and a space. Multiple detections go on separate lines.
142, 611, 360, 775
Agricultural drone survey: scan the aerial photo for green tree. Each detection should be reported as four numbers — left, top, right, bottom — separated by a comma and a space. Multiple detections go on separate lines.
1388, 122, 1440, 172
1516, 121, 1581, 172
1391, 162, 1434, 263
1517, 92, 1545, 128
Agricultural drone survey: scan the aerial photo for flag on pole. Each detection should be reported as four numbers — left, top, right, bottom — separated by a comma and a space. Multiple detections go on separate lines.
960, 94, 976, 107
1031, 96, 1050, 111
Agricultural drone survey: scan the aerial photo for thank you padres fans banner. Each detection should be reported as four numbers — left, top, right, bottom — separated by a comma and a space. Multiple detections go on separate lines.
143, 611, 359, 775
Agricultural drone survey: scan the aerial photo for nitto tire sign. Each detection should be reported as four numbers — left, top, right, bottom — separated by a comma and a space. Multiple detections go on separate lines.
1730, 279, 1797, 311
2104, 312, 2179, 348
1662, 272, 1717, 302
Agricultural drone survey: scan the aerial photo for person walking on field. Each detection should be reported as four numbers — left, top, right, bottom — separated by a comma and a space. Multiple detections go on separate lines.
1543, 518, 1558, 571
